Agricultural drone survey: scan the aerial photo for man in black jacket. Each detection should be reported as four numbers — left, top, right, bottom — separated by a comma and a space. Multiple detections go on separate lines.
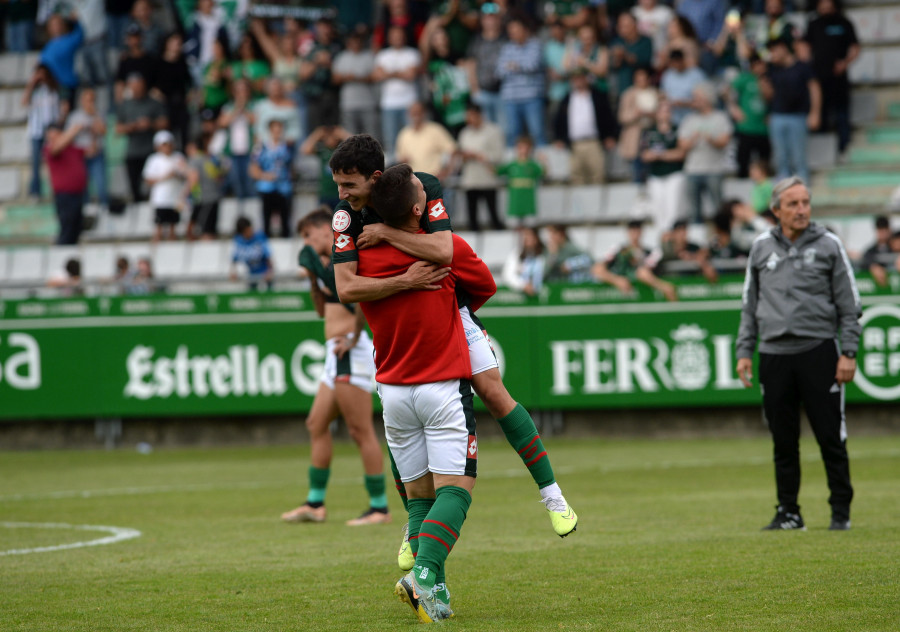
552, 69, 618, 185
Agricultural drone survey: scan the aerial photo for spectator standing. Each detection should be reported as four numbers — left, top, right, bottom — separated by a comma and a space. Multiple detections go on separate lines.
153, 32, 194, 150
115, 73, 169, 202
658, 15, 701, 70
5, 0, 37, 52
545, 224, 594, 283
249, 119, 293, 238
299, 19, 340, 131
641, 101, 686, 230
373, 0, 427, 51
678, 82, 734, 222
744, 0, 796, 55
501, 226, 546, 296
456, 103, 506, 231
728, 52, 770, 178
231, 216, 274, 291
331, 29, 379, 136
250, 18, 303, 104
543, 22, 570, 124
218, 79, 256, 201
660, 49, 706, 125
39, 12, 83, 111
467, 4, 507, 126
496, 16, 546, 147
43, 122, 87, 245
553, 68, 618, 185
184, 0, 230, 86
617, 66, 658, 182
633, 0, 674, 59
676, 0, 726, 75
805, 0, 859, 158
395, 101, 458, 177
66, 87, 107, 208
114, 24, 158, 104
564, 24, 610, 97
254, 78, 302, 148
544, 0, 591, 30
496, 135, 543, 225
749, 159, 774, 214
231, 33, 271, 98
609, 12, 653, 97
373, 26, 423, 154
185, 132, 225, 240
763, 38, 820, 184
300, 124, 352, 209
73, 0, 109, 95
860, 216, 898, 288
23, 64, 61, 199
128, 0, 163, 56
593, 220, 677, 300
425, 0, 479, 59
143, 130, 188, 242
201, 39, 230, 115
736, 176, 860, 532
106, 0, 134, 51
421, 26, 471, 136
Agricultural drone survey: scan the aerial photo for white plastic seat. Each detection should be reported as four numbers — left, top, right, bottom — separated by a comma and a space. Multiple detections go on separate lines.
8, 247, 48, 283
185, 241, 227, 278
605, 183, 642, 221
81, 244, 117, 281
566, 185, 604, 223
268, 238, 297, 275
479, 230, 518, 270
591, 226, 627, 261
131, 202, 157, 239
151, 242, 188, 279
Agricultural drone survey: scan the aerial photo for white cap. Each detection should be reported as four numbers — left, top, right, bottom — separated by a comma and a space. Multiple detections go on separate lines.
153, 130, 175, 148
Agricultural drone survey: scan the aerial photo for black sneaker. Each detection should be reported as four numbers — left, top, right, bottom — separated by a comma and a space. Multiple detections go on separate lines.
762, 506, 806, 531
829, 518, 851, 531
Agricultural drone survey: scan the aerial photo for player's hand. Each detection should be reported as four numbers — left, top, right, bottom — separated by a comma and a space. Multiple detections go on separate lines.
357, 224, 388, 249
333, 335, 356, 359
404, 261, 451, 290
736, 357, 753, 388
835, 355, 856, 385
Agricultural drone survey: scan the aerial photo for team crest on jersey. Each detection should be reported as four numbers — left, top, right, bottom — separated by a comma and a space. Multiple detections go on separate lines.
427, 199, 448, 221
467, 435, 478, 458
332, 210, 351, 232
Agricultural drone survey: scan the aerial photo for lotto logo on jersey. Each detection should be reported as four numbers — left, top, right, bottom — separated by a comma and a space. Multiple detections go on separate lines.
467, 435, 478, 458
332, 209, 351, 232
427, 199, 448, 221
334, 233, 354, 252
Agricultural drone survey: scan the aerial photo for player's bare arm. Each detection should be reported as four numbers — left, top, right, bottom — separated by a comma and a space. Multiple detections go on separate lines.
334, 307, 368, 359
306, 271, 327, 318
357, 224, 454, 265
334, 260, 450, 304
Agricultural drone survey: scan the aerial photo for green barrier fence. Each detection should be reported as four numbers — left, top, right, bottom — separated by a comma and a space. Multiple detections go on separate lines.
0, 275, 897, 420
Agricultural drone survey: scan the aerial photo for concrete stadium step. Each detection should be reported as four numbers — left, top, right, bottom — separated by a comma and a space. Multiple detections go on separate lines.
0, 126, 30, 163
826, 170, 900, 188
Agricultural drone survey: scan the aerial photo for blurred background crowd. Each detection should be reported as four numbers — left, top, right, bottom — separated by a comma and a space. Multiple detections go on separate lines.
2, 0, 899, 297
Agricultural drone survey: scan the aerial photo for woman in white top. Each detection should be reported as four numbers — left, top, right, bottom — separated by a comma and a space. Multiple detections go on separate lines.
502, 226, 546, 297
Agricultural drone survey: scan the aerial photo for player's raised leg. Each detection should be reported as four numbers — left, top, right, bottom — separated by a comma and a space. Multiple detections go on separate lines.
282, 382, 339, 523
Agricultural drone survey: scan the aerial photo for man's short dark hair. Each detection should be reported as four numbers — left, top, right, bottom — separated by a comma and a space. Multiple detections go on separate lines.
65, 258, 81, 277
713, 211, 732, 234
668, 49, 685, 62
875, 215, 890, 230
627, 219, 644, 230
329, 134, 385, 179
235, 216, 252, 234
672, 219, 688, 230
370, 164, 418, 228
297, 205, 333, 233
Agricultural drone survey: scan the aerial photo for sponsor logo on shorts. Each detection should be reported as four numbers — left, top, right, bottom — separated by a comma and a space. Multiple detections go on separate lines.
332, 209, 351, 232
464, 326, 481, 347
467, 435, 478, 458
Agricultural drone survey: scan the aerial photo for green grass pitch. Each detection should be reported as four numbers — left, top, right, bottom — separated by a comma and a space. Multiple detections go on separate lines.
2, 435, 899, 631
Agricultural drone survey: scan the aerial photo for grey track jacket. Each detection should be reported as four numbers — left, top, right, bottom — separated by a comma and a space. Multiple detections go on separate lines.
736, 223, 862, 358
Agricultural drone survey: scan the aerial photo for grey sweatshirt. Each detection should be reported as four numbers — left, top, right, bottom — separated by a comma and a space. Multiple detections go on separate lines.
736, 223, 861, 358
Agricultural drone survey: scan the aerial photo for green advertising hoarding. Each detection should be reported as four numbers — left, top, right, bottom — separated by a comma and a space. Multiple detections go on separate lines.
0, 276, 897, 421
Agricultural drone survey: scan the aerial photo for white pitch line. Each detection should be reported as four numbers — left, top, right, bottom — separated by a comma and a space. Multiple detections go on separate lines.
0, 522, 142, 556
2, 449, 897, 504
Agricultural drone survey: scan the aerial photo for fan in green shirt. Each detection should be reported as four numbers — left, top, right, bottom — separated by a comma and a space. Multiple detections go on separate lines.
497, 137, 544, 220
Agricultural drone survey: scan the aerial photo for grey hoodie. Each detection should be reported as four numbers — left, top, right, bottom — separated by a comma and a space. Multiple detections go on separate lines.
736, 222, 861, 358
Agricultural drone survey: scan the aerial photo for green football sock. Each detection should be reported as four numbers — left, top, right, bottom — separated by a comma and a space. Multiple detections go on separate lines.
415, 486, 471, 583
305, 466, 330, 505
498, 403, 556, 489
364, 473, 388, 510
407, 498, 446, 585
388, 450, 409, 512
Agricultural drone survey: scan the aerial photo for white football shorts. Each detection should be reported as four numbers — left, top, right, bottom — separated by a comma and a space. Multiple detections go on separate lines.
320, 330, 375, 393
459, 306, 499, 376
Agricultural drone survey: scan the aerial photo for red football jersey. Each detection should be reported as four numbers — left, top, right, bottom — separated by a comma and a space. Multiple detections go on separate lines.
357, 234, 496, 385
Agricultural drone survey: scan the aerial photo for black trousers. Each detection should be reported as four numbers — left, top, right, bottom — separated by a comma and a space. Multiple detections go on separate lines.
55, 191, 84, 245
125, 156, 147, 202
759, 340, 853, 521
465, 188, 504, 232
735, 132, 771, 178
261, 191, 291, 237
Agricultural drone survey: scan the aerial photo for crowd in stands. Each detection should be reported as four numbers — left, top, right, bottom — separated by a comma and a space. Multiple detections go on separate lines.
4, 0, 897, 296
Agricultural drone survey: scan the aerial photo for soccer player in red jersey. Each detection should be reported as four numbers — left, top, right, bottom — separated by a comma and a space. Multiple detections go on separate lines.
359, 164, 496, 622
327, 135, 578, 555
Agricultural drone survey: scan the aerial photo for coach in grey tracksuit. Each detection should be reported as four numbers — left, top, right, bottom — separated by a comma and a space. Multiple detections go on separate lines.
736, 177, 861, 531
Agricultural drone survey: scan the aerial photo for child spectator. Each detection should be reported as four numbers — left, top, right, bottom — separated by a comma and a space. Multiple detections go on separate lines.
124, 257, 158, 295
231, 216, 274, 292
300, 124, 352, 209
593, 219, 677, 300
186, 132, 225, 240
497, 135, 543, 226
502, 226, 546, 296
67, 87, 108, 209
23, 64, 61, 199
249, 119, 293, 238
218, 79, 256, 201
748, 159, 774, 214
143, 130, 188, 242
